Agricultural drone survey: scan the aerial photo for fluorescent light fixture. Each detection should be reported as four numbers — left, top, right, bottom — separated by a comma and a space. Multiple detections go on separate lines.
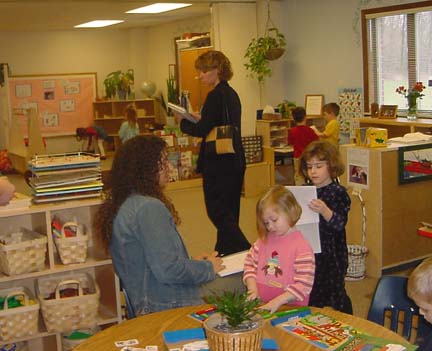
126, 3, 192, 14
74, 20, 124, 28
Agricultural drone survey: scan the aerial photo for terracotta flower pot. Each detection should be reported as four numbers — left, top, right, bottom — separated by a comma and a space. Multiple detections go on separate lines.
203, 313, 264, 351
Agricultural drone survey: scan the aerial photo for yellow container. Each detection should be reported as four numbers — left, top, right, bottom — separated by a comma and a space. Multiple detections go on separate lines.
356, 127, 387, 148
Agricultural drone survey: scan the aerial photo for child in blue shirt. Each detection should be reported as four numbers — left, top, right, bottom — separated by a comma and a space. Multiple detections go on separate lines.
118, 104, 140, 143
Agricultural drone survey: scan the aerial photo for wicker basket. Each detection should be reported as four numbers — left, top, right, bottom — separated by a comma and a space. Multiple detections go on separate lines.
203, 313, 263, 351
0, 229, 47, 276
54, 221, 88, 265
0, 287, 40, 341
346, 244, 368, 281
346, 191, 368, 281
36, 273, 100, 333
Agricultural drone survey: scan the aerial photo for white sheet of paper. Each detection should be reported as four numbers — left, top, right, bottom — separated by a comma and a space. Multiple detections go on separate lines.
217, 250, 248, 277
285, 186, 321, 253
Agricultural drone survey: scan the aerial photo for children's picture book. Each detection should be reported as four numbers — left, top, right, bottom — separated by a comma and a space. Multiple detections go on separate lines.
217, 250, 249, 277
276, 312, 417, 351
163, 327, 209, 351
276, 312, 359, 350
188, 306, 217, 323
337, 334, 418, 351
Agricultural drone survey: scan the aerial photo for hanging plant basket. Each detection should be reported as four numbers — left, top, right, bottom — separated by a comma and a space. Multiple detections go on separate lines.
243, 0, 286, 83
265, 47, 285, 61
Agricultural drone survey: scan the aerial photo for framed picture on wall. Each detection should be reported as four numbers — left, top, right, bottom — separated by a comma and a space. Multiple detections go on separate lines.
398, 143, 432, 184
378, 105, 398, 119
305, 95, 324, 116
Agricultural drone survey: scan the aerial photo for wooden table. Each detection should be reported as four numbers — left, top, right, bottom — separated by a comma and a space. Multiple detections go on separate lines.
74, 306, 409, 351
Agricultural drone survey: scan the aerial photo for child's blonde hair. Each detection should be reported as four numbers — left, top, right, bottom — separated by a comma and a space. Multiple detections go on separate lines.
299, 141, 345, 180
256, 185, 302, 239
408, 258, 432, 301
124, 104, 137, 127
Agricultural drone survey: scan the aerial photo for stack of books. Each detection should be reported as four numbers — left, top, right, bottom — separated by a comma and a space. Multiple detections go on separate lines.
27, 152, 103, 203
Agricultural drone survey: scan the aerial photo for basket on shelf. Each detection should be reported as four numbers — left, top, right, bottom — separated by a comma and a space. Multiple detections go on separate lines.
0, 287, 40, 341
52, 218, 88, 265
0, 228, 47, 276
36, 272, 100, 333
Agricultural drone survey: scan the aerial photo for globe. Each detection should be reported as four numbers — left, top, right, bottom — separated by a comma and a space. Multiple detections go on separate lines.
141, 81, 156, 97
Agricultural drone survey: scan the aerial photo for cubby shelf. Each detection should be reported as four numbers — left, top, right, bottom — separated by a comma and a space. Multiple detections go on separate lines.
0, 198, 121, 351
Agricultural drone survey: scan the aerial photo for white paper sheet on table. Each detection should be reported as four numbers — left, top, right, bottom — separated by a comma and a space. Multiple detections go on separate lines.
286, 186, 321, 253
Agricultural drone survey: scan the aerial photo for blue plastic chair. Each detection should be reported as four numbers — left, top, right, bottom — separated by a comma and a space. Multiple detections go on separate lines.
367, 275, 432, 342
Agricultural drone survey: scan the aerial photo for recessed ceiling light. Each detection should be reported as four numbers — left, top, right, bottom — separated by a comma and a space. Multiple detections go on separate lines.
126, 3, 192, 14
74, 20, 124, 28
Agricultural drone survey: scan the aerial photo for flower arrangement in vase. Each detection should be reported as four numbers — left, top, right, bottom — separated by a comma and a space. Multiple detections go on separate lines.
395, 82, 426, 120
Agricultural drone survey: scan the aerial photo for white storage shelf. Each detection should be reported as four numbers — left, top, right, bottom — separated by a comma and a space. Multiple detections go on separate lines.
0, 199, 121, 351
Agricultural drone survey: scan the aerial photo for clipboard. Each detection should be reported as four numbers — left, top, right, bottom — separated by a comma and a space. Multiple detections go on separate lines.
168, 102, 197, 124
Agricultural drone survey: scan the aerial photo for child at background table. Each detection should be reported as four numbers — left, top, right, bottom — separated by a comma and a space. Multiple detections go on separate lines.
299, 140, 352, 314
311, 102, 340, 147
76, 125, 112, 160
243, 185, 315, 313
118, 104, 140, 143
408, 258, 432, 351
288, 107, 318, 185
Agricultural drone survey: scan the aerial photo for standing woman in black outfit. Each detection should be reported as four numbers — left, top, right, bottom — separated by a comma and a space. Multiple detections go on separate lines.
178, 50, 251, 256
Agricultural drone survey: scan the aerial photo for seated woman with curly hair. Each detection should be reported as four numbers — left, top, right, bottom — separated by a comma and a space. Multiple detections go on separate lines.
94, 135, 243, 315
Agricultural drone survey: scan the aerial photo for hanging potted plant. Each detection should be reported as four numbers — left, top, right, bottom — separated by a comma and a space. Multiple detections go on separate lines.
203, 291, 263, 351
103, 69, 134, 100
244, 2, 286, 83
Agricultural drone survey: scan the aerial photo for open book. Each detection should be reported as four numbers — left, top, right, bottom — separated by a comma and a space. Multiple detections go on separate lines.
217, 250, 248, 277
167, 102, 197, 124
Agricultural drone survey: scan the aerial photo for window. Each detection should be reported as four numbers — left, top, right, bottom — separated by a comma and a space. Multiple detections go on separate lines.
362, 1, 432, 117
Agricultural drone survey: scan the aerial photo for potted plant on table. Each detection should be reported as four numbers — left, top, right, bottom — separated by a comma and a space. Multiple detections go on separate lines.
103, 69, 134, 100
203, 291, 263, 351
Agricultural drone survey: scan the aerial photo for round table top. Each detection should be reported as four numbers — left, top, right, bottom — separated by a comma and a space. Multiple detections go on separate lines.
74, 305, 409, 351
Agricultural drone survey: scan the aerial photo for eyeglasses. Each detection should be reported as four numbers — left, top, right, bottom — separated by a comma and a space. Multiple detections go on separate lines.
306, 161, 328, 170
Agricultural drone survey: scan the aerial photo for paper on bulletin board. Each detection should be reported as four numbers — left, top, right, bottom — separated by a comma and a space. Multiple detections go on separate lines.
347, 147, 369, 189
286, 186, 321, 253
9, 73, 96, 135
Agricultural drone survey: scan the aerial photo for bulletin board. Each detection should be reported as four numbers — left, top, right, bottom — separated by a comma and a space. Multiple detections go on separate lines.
9, 72, 97, 135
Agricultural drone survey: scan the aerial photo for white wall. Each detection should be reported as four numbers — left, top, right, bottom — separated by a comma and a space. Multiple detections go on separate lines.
0, 0, 422, 152
212, 2, 261, 136
0, 16, 211, 152
279, 0, 422, 107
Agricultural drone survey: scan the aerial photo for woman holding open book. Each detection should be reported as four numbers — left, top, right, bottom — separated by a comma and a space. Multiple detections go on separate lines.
94, 135, 243, 315
177, 50, 250, 256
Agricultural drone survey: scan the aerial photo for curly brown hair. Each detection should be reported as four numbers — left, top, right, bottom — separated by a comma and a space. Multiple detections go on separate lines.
299, 141, 345, 181
94, 135, 179, 250
194, 50, 233, 81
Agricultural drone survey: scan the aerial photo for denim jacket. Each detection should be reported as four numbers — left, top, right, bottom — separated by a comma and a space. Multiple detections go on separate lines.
110, 194, 215, 314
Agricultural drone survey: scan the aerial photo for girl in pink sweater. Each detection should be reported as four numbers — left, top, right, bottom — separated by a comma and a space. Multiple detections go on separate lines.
243, 185, 315, 313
